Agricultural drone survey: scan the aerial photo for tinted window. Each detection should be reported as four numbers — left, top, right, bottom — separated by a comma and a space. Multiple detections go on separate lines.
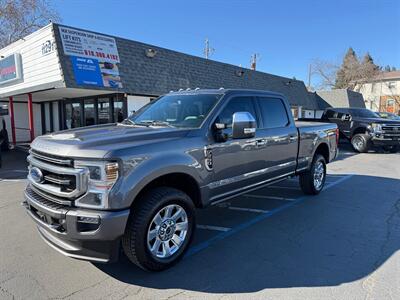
258, 97, 289, 128
217, 96, 257, 128
349, 108, 379, 118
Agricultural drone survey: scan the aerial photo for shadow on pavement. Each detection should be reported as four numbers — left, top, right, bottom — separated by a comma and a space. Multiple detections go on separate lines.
0, 149, 28, 180
95, 174, 400, 293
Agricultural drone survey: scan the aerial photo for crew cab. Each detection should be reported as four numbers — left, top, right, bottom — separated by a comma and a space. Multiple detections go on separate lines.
322, 107, 400, 153
23, 89, 338, 271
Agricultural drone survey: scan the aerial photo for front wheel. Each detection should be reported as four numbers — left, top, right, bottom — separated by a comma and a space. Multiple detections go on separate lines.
122, 187, 195, 271
299, 154, 326, 195
351, 134, 370, 153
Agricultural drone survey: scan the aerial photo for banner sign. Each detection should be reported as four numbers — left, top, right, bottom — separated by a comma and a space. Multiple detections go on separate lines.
59, 26, 120, 63
71, 56, 103, 86
71, 56, 123, 88
0, 53, 22, 85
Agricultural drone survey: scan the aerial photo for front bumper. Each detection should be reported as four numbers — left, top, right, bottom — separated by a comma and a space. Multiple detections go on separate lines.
23, 186, 130, 263
371, 136, 400, 146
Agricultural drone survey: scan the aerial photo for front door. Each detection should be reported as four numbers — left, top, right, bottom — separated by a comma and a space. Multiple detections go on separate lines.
208, 96, 262, 200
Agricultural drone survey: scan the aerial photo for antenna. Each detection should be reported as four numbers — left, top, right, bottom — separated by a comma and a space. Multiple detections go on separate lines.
203, 38, 215, 59
250, 53, 260, 70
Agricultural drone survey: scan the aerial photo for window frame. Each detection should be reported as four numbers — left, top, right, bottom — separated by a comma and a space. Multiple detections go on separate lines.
211, 95, 261, 130
256, 96, 290, 129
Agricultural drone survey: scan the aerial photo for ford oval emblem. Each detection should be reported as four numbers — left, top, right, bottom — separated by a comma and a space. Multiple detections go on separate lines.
30, 167, 44, 183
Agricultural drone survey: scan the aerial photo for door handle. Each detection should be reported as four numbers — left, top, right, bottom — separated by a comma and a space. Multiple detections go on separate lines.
256, 139, 267, 147
289, 135, 298, 143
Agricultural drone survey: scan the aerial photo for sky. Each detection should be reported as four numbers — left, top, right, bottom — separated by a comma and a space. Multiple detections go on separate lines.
53, 0, 400, 87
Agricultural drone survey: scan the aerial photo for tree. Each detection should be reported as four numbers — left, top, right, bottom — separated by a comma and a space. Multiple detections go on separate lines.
335, 47, 360, 89
0, 0, 60, 48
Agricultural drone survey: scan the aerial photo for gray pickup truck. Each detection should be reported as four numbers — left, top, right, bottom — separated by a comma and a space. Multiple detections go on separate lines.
23, 89, 338, 271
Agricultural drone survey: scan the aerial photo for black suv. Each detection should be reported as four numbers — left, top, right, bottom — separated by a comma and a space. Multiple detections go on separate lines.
322, 107, 400, 153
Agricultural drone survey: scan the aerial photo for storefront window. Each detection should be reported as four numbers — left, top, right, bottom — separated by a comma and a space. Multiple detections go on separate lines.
98, 98, 111, 124
84, 99, 95, 126
113, 99, 124, 122
65, 102, 81, 129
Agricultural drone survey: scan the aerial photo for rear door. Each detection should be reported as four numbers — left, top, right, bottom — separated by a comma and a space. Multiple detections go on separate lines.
255, 96, 299, 178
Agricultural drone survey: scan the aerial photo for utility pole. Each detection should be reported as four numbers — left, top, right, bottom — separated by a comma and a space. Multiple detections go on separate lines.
250, 53, 260, 70
308, 64, 312, 90
203, 38, 214, 59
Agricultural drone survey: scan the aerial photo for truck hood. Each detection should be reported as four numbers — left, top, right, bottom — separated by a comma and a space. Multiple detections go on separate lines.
30, 123, 190, 158
351, 117, 400, 125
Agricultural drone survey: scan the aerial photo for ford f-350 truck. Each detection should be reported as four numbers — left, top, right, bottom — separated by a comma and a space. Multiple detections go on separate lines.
23, 89, 338, 271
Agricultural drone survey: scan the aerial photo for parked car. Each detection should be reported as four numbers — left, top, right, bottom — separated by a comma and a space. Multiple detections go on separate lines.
321, 108, 400, 153
23, 89, 338, 271
377, 112, 400, 120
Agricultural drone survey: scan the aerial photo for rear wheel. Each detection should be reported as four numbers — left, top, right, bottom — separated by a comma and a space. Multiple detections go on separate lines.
122, 187, 195, 271
351, 134, 370, 153
299, 154, 326, 195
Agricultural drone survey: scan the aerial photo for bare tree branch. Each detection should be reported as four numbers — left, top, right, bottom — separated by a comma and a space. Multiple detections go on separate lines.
0, 0, 61, 48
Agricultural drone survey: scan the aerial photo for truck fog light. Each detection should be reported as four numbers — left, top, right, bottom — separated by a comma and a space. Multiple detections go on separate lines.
77, 216, 100, 224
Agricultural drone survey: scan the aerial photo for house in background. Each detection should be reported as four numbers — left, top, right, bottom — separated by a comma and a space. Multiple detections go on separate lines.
356, 71, 400, 114
307, 89, 366, 118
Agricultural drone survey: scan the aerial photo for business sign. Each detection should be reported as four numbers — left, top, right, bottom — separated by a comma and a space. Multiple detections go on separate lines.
71, 56, 123, 88
59, 26, 120, 63
0, 53, 22, 85
71, 56, 103, 86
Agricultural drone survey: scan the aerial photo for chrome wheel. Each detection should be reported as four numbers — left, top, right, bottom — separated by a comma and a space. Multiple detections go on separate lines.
352, 136, 364, 151
313, 161, 325, 190
147, 204, 188, 259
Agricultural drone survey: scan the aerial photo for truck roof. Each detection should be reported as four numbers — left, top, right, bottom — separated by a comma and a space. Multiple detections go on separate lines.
167, 88, 285, 98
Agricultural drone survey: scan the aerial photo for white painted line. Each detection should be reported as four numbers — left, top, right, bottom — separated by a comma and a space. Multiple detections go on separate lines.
197, 225, 231, 232
245, 194, 296, 201
228, 206, 269, 213
0, 179, 26, 182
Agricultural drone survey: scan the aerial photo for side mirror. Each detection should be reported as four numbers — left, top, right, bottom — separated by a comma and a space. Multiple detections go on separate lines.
232, 112, 256, 139
342, 114, 351, 121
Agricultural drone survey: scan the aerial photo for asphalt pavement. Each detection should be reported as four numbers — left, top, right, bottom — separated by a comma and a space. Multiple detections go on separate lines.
0, 145, 399, 299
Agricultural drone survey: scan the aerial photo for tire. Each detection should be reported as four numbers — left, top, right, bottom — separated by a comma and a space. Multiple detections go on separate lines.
351, 134, 370, 153
299, 154, 326, 195
122, 187, 195, 271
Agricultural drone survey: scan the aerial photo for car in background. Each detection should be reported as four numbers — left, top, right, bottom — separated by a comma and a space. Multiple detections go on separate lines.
321, 108, 400, 153
377, 112, 400, 120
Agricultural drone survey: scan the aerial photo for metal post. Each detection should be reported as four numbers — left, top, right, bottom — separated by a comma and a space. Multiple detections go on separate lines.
28, 93, 34, 142
8, 96, 16, 145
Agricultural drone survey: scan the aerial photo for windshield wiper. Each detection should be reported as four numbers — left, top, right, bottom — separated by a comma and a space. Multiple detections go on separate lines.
136, 120, 174, 127
120, 119, 151, 127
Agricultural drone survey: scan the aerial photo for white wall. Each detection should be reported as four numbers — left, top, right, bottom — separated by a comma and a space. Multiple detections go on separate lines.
127, 95, 152, 116
0, 24, 64, 99
357, 79, 400, 111
1, 102, 42, 143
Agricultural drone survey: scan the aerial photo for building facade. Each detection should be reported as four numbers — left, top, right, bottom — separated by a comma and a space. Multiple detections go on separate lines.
0, 23, 319, 144
356, 71, 400, 114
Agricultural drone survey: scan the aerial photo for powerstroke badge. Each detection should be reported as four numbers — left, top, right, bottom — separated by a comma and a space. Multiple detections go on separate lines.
204, 146, 213, 171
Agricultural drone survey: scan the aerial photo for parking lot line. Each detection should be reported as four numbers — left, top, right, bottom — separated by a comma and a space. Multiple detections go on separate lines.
197, 225, 231, 232
245, 194, 296, 201
228, 206, 269, 213
185, 174, 354, 258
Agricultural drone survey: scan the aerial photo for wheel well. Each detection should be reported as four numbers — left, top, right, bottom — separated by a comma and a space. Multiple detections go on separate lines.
314, 143, 330, 163
352, 127, 367, 136
135, 173, 202, 208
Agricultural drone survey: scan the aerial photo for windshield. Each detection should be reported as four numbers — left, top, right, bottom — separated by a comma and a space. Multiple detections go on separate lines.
128, 93, 222, 128
350, 109, 380, 118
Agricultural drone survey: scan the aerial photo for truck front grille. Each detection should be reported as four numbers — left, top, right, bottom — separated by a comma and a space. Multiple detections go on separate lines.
382, 124, 400, 139
27, 150, 88, 202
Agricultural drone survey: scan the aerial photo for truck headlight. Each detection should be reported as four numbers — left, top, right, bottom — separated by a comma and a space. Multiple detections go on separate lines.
74, 160, 119, 209
371, 123, 383, 134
